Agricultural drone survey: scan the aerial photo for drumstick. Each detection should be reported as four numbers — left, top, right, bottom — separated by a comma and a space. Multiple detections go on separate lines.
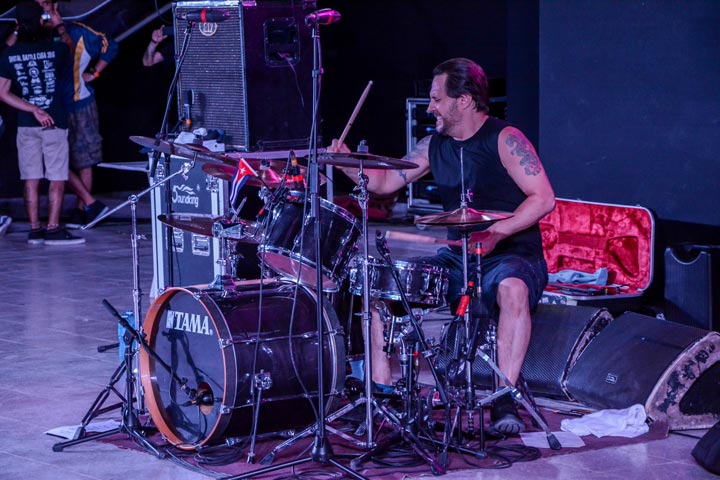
385, 230, 460, 247
338, 80, 373, 147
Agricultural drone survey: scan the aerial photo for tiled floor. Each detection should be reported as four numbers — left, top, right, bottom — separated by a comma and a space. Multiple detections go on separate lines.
0, 193, 714, 479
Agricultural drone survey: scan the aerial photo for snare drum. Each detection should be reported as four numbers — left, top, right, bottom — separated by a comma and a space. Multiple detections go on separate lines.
349, 256, 449, 307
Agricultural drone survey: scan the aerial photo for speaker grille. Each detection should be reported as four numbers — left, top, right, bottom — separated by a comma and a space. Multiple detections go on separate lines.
175, 3, 248, 146
434, 304, 613, 400
174, 1, 316, 150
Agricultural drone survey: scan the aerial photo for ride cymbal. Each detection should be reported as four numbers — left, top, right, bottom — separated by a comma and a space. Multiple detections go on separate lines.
415, 207, 513, 226
316, 152, 418, 170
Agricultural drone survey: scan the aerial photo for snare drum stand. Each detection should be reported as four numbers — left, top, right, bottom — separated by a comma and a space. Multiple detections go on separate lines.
348, 232, 449, 475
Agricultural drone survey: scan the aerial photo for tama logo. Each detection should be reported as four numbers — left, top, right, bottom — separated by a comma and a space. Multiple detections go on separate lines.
165, 310, 213, 336
172, 184, 199, 208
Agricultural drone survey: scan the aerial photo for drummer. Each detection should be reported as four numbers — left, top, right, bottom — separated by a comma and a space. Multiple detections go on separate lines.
328, 58, 555, 436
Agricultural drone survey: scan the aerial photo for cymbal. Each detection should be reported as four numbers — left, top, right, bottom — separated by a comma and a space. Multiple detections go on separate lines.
415, 207, 513, 227
130, 136, 233, 165
201, 159, 324, 188
157, 213, 220, 237
158, 213, 262, 242
317, 152, 418, 170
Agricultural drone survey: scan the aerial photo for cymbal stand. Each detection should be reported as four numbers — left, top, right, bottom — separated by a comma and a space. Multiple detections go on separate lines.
83, 157, 197, 413
348, 232, 447, 475
256, 153, 379, 467
224, 12, 366, 480
437, 239, 560, 452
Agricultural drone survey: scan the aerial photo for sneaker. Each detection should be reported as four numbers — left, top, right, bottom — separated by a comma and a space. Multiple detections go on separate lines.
44, 228, 86, 246
65, 208, 86, 229
28, 227, 45, 245
0, 215, 11, 236
488, 393, 525, 436
83, 201, 109, 227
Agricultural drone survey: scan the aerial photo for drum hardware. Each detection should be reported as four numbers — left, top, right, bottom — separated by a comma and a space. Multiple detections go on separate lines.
348, 231, 448, 475
225, 13, 368, 480
79, 153, 199, 415
417, 148, 561, 457
52, 300, 173, 457
247, 370, 273, 463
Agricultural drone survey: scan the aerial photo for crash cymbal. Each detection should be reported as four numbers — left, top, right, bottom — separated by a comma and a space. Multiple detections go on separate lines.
415, 207, 513, 227
129, 136, 233, 165
201, 158, 324, 188
316, 152, 418, 170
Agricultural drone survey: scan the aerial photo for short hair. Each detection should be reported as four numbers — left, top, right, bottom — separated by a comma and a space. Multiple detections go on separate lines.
15, 1, 45, 42
432, 58, 490, 113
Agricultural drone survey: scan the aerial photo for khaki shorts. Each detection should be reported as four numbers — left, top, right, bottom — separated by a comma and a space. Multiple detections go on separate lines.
17, 126, 70, 181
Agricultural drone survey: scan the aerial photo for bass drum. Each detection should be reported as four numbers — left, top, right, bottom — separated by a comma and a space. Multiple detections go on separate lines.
139, 279, 345, 449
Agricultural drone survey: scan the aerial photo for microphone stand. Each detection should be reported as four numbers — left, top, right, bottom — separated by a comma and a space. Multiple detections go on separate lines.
224, 14, 365, 480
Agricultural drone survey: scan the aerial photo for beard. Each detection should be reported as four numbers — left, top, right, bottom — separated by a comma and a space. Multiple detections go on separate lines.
435, 100, 461, 136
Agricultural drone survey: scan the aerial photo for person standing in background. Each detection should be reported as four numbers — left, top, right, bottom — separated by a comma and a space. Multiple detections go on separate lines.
0, 1, 83, 245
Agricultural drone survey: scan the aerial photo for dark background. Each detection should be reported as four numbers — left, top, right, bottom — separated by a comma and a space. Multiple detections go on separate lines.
1, 1, 719, 297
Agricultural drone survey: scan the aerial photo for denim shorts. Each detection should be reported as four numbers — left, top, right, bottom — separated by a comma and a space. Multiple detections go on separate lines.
410, 247, 548, 316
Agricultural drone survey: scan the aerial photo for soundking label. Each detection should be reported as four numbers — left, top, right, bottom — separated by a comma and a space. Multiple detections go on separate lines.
172, 184, 200, 208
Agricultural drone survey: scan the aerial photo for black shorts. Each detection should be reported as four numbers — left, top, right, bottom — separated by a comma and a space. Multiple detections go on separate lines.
410, 247, 548, 315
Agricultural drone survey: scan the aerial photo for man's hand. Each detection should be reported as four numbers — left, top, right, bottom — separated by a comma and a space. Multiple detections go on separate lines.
151, 27, 167, 44
469, 228, 505, 256
32, 108, 54, 128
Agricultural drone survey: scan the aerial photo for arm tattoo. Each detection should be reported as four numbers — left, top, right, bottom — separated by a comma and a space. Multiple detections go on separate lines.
397, 169, 408, 184
398, 135, 430, 184
505, 132, 542, 176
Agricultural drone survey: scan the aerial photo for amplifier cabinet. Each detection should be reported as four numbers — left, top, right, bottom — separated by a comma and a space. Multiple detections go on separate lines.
173, 1, 316, 150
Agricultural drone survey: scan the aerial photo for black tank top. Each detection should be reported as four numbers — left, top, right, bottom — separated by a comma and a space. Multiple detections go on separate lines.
428, 116, 543, 257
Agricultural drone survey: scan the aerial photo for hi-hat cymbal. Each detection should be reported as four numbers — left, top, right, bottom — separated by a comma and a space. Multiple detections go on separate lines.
415, 207, 513, 227
157, 213, 261, 242
157, 213, 221, 237
201, 159, 324, 188
317, 152, 418, 170
130, 136, 234, 165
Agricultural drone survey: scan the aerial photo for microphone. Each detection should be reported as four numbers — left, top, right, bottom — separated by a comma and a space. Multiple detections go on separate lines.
288, 151, 305, 190
375, 229, 391, 261
177, 9, 231, 23
304, 8, 341, 26
181, 89, 195, 131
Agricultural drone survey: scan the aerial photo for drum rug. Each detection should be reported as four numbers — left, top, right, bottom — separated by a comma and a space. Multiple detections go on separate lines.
98, 402, 669, 479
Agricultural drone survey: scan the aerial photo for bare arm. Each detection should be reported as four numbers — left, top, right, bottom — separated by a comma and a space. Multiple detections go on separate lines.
0, 77, 55, 127
143, 28, 167, 67
329, 135, 432, 195
471, 126, 555, 254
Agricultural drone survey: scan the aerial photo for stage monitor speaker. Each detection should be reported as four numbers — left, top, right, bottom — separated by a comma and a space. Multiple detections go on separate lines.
435, 304, 613, 401
664, 245, 720, 331
566, 311, 720, 429
173, 1, 315, 150
692, 420, 720, 474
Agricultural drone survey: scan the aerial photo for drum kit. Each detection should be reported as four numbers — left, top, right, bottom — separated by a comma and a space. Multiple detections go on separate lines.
121, 132, 562, 472
52, 12, 561, 477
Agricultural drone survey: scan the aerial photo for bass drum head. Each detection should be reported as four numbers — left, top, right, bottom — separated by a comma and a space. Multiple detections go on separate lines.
139, 280, 345, 449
